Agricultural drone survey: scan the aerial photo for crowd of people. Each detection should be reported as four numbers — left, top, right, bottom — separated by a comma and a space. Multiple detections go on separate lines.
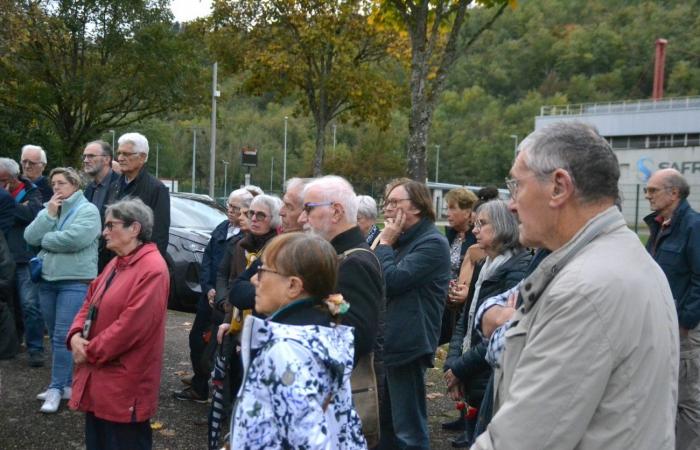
0, 121, 697, 450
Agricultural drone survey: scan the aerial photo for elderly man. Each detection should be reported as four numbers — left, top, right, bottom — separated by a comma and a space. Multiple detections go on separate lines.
279, 177, 308, 232
357, 194, 380, 245
298, 175, 384, 361
644, 168, 700, 449
106, 132, 170, 259
20, 145, 52, 202
0, 157, 44, 367
374, 179, 450, 450
472, 122, 679, 450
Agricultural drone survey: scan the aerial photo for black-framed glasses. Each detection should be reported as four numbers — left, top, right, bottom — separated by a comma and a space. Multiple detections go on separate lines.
246, 209, 268, 221
257, 266, 287, 280
382, 198, 410, 209
104, 220, 130, 230
303, 201, 333, 214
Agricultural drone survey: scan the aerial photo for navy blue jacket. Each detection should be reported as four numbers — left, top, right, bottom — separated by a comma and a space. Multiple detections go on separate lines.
375, 218, 450, 367
645, 199, 700, 329
0, 188, 16, 236
200, 220, 239, 294
32, 176, 53, 203
7, 176, 43, 264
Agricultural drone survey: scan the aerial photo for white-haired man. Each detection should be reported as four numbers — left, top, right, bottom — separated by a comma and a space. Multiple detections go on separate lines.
279, 178, 309, 232
106, 132, 170, 258
20, 145, 52, 202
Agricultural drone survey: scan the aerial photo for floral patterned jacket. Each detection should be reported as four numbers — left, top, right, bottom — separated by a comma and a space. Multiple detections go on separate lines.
230, 314, 367, 449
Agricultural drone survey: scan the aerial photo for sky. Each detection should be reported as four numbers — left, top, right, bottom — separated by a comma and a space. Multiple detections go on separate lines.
171, 0, 213, 22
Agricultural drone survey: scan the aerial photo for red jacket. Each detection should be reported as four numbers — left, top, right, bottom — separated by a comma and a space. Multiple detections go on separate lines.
67, 243, 169, 423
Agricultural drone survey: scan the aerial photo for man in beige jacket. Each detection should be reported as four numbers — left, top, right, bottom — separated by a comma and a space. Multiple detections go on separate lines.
472, 122, 679, 450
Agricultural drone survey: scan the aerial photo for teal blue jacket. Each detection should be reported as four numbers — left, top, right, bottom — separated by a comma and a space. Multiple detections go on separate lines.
24, 191, 101, 281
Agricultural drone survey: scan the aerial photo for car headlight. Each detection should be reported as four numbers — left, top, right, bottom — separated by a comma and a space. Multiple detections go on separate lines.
181, 241, 206, 253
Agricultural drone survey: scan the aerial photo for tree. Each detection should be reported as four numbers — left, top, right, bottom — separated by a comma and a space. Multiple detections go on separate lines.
0, 0, 207, 165
380, 0, 512, 180
211, 0, 398, 176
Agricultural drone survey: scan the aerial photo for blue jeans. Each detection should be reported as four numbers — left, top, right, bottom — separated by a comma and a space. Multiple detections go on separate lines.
39, 280, 87, 391
15, 263, 44, 354
379, 359, 430, 450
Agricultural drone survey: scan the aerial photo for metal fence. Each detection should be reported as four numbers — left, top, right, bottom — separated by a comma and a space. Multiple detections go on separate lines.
620, 183, 700, 234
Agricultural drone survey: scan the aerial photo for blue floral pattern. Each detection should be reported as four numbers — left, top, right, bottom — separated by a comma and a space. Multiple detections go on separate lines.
231, 316, 367, 449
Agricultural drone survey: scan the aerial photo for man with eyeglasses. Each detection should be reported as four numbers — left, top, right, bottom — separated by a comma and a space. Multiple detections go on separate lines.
20, 145, 52, 202
472, 122, 678, 450
643, 168, 700, 449
105, 132, 170, 260
83, 140, 119, 219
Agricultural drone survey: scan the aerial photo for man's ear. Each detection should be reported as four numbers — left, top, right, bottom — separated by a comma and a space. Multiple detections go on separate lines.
549, 168, 575, 208
332, 202, 345, 223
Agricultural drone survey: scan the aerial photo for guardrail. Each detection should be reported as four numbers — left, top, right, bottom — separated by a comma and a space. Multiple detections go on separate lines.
540, 96, 700, 117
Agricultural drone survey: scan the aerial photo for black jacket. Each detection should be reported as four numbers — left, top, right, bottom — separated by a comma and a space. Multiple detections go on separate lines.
0, 188, 15, 236
0, 232, 15, 302
85, 170, 121, 222
331, 226, 384, 361
445, 249, 531, 404
32, 176, 53, 203
7, 176, 43, 264
106, 167, 170, 259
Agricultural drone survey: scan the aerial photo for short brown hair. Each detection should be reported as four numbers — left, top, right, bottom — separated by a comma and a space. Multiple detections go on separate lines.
49, 167, 83, 189
444, 188, 478, 210
386, 179, 436, 222
262, 232, 338, 300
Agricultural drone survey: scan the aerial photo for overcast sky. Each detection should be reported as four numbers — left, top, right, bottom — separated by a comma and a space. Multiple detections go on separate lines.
171, 0, 212, 22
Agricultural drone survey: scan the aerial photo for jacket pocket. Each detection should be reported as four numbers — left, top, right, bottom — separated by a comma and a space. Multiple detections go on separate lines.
656, 246, 683, 272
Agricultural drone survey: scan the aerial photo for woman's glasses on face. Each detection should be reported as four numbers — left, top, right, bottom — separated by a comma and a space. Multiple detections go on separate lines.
104, 220, 128, 231
246, 210, 268, 221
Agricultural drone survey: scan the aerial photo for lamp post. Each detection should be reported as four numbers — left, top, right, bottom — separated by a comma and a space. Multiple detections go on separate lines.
270, 157, 275, 191
109, 130, 115, 150
191, 128, 197, 193
209, 62, 219, 198
510, 134, 518, 157
435, 144, 440, 183
282, 116, 288, 189
155, 143, 160, 179
333, 123, 337, 152
221, 160, 229, 197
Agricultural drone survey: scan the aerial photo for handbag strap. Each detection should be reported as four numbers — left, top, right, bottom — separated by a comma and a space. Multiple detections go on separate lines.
58, 201, 87, 230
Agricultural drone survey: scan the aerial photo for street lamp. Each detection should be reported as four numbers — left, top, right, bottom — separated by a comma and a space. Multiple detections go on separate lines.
510, 135, 518, 157
333, 123, 337, 152
282, 116, 288, 189
435, 144, 440, 183
221, 160, 229, 197
109, 130, 115, 150
192, 128, 198, 193
155, 143, 160, 179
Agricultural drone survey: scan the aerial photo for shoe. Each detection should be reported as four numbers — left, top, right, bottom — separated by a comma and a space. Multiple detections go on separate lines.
180, 374, 194, 386
173, 387, 208, 404
442, 415, 466, 431
451, 416, 477, 448
40, 389, 61, 413
28, 352, 44, 367
37, 387, 71, 401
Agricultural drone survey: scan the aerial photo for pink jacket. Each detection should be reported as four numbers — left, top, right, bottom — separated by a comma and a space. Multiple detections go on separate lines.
67, 243, 169, 423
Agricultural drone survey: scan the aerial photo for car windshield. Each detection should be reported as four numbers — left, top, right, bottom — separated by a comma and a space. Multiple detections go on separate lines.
171, 196, 227, 230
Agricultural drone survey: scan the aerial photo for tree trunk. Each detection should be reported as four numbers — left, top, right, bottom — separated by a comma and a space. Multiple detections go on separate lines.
407, 98, 431, 181
313, 121, 327, 177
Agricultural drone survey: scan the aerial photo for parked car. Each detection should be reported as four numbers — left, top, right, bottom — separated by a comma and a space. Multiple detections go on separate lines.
167, 192, 227, 310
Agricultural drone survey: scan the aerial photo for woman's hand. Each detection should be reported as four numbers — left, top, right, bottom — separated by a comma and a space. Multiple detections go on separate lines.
70, 333, 89, 365
46, 192, 63, 218
379, 208, 405, 246
207, 289, 216, 307
217, 323, 231, 344
448, 282, 469, 304
444, 369, 463, 401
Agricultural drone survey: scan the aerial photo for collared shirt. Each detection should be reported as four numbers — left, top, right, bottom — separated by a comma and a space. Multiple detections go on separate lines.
87, 170, 114, 214
227, 225, 240, 240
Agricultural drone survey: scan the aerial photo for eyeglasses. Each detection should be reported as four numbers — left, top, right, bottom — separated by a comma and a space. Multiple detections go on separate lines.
21, 159, 43, 167
227, 204, 241, 214
383, 198, 411, 209
257, 266, 286, 280
116, 151, 139, 158
473, 219, 489, 230
643, 186, 670, 195
246, 209, 268, 221
303, 201, 334, 214
83, 153, 105, 160
104, 220, 129, 230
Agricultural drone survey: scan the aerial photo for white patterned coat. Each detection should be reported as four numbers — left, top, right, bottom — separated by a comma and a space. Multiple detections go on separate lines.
230, 315, 367, 449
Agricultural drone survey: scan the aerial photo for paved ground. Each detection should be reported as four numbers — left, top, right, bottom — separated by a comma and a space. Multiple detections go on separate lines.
0, 310, 462, 449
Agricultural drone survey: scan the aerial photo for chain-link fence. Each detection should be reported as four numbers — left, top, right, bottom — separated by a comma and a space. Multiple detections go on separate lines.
620, 183, 700, 235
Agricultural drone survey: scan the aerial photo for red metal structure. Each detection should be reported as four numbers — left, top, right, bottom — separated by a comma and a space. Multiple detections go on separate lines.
653, 38, 668, 100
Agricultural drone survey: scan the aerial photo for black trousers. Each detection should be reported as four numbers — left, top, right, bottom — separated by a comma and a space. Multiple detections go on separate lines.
189, 295, 214, 397
85, 412, 152, 450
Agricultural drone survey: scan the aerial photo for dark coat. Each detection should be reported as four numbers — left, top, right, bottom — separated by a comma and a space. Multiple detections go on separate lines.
332, 226, 384, 361
32, 176, 53, 203
375, 218, 450, 367
0, 232, 15, 300
7, 176, 43, 264
0, 188, 16, 236
200, 220, 238, 294
645, 199, 700, 329
445, 226, 477, 272
85, 170, 121, 223
106, 167, 170, 259
445, 249, 531, 404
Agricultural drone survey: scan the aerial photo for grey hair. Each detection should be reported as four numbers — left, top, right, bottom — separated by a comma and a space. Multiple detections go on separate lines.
245, 185, 264, 197
356, 195, 378, 220
228, 188, 254, 206
118, 132, 149, 160
303, 175, 358, 224
86, 140, 113, 160
0, 158, 20, 178
662, 171, 690, 199
475, 200, 521, 253
21, 145, 47, 164
105, 197, 154, 242
519, 122, 620, 203
250, 194, 283, 229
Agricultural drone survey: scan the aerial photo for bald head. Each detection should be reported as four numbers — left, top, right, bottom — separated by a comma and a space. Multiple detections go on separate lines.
645, 168, 689, 218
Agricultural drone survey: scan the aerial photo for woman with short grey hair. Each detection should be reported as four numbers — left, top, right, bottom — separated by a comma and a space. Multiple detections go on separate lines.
249, 194, 282, 230
356, 195, 380, 245
443, 200, 531, 446
104, 198, 154, 243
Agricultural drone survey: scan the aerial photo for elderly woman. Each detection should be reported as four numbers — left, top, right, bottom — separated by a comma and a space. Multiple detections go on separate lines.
230, 232, 365, 449
443, 200, 531, 448
24, 167, 101, 413
357, 194, 380, 245
67, 198, 169, 450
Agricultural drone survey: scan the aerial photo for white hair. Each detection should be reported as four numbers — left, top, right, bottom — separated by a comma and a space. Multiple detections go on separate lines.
0, 158, 20, 177
228, 188, 254, 207
303, 175, 358, 224
356, 195, 378, 220
21, 145, 47, 164
118, 132, 149, 160
250, 194, 283, 229
245, 185, 264, 197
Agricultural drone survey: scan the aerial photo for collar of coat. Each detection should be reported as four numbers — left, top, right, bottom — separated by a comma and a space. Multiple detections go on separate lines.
330, 226, 366, 254
518, 206, 625, 313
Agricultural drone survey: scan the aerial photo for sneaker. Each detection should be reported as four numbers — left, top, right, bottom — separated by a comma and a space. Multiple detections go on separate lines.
37, 387, 71, 401
28, 352, 44, 368
39, 388, 61, 413
173, 387, 208, 404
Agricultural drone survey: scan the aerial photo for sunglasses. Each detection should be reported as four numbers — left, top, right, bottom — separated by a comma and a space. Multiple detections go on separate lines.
246, 210, 268, 221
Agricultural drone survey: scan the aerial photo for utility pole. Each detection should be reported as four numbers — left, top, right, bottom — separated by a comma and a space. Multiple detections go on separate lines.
221, 160, 229, 197
109, 130, 115, 150
282, 116, 288, 189
191, 128, 197, 193
270, 157, 275, 191
510, 135, 518, 157
333, 123, 337, 152
435, 144, 440, 183
209, 62, 219, 198
155, 143, 159, 179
